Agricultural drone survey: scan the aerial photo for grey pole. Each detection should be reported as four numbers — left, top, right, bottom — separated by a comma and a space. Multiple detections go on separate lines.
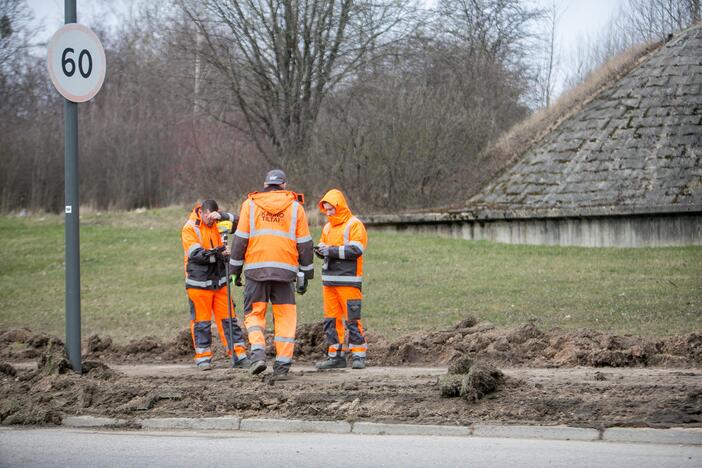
64, 0, 81, 374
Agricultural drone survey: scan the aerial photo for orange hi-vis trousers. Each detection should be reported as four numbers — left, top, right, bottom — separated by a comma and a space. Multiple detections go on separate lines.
323, 285, 367, 358
187, 287, 247, 364
243, 279, 297, 373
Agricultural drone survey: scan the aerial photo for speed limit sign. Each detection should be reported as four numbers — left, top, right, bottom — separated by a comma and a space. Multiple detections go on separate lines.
47, 23, 106, 102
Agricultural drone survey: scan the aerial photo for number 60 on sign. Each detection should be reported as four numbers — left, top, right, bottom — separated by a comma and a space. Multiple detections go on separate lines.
47, 24, 106, 103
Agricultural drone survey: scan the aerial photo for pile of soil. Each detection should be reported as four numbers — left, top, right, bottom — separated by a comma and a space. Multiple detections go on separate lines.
440, 356, 505, 402
2, 319, 701, 368
370, 321, 702, 368
1, 320, 700, 428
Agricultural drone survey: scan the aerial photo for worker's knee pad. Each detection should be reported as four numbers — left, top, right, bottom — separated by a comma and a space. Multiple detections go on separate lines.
347, 300, 362, 321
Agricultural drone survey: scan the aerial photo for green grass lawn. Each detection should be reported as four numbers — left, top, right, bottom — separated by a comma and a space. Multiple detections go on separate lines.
1, 207, 700, 342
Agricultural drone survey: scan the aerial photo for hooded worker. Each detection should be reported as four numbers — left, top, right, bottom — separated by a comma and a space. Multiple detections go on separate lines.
315, 189, 368, 370
229, 170, 314, 380
181, 199, 248, 370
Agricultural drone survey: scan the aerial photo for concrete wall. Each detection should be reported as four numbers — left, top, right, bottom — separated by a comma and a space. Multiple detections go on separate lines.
367, 213, 702, 247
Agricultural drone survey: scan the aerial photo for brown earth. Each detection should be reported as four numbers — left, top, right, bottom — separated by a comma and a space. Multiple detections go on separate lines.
1, 320, 701, 428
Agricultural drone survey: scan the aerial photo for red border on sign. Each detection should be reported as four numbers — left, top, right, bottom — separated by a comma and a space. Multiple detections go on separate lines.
47, 23, 106, 103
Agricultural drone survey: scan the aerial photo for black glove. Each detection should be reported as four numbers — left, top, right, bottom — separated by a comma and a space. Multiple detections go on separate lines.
234, 274, 242, 287
314, 245, 329, 259
296, 278, 308, 295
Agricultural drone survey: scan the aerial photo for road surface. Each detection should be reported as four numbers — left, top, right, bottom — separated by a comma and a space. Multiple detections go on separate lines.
0, 427, 699, 467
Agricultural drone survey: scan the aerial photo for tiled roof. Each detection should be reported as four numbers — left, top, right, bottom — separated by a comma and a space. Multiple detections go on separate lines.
469, 25, 702, 212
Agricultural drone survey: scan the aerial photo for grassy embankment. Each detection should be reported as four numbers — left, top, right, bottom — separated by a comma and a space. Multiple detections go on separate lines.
0, 207, 700, 342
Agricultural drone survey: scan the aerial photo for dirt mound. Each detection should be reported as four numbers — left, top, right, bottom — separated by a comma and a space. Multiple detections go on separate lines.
371, 320, 702, 368
461, 363, 504, 402
2, 320, 701, 369
440, 355, 504, 402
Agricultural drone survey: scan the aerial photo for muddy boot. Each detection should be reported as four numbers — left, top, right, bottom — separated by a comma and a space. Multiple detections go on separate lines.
232, 357, 251, 369
250, 360, 267, 375
351, 357, 365, 369
197, 360, 212, 371
316, 357, 346, 370
266, 370, 290, 385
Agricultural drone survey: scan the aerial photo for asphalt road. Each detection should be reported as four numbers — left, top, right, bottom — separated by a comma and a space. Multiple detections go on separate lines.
0, 428, 699, 468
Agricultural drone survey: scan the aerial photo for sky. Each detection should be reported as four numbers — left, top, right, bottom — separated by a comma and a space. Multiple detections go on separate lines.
26, 0, 628, 97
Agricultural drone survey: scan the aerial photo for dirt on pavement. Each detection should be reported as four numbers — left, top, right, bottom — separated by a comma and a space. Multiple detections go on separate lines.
1, 319, 701, 429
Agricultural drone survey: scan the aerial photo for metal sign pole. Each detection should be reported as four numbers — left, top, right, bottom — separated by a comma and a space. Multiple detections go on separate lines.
64, 0, 81, 374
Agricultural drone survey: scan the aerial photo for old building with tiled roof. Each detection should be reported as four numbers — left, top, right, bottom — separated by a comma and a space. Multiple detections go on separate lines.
363, 25, 702, 247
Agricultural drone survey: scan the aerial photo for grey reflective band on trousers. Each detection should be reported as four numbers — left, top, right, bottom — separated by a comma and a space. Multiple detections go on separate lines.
276, 357, 292, 363
229, 259, 244, 266
247, 325, 264, 333
187, 243, 202, 256
249, 200, 299, 240
321, 275, 362, 283
244, 261, 299, 272
297, 235, 312, 243
251, 344, 266, 351
299, 263, 314, 271
195, 347, 209, 354
339, 246, 345, 259
274, 336, 295, 343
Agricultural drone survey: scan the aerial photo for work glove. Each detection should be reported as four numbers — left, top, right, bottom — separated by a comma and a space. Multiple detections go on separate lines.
233, 274, 243, 287
296, 278, 308, 295
314, 245, 329, 258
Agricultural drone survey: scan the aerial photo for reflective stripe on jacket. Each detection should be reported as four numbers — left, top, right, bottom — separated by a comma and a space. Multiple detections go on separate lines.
318, 189, 367, 289
181, 203, 237, 290
230, 189, 314, 282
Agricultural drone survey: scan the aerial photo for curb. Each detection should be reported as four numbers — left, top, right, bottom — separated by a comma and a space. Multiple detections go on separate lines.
60, 416, 702, 445
240, 418, 350, 434
353, 422, 471, 436
138, 417, 241, 431
603, 427, 702, 445
63, 416, 129, 428
473, 424, 599, 442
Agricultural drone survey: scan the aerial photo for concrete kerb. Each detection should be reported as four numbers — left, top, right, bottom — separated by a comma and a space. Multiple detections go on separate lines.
240, 418, 351, 434
137, 417, 241, 431
473, 424, 600, 442
352, 422, 471, 437
603, 427, 702, 445
63, 416, 129, 428
59, 416, 702, 445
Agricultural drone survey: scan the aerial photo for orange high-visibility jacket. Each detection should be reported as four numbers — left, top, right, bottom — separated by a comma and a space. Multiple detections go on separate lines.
230, 189, 314, 282
181, 203, 237, 290
318, 189, 367, 290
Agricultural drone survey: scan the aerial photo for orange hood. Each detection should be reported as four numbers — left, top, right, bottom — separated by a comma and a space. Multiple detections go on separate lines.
249, 190, 297, 215
188, 202, 205, 225
319, 189, 352, 226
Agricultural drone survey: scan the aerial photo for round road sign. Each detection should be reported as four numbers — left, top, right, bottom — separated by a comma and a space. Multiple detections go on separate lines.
47, 23, 106, 103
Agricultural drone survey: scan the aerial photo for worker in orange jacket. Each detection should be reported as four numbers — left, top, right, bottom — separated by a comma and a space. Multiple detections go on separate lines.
229, 170, 314, 379
181, 199, 249, 370
315, 189, 368, 370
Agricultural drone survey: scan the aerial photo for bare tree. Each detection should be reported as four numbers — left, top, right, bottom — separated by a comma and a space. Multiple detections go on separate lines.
533, 0, 562, 108
175, 0, 418, 170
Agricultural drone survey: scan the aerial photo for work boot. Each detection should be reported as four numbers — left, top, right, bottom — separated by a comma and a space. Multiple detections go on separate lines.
249, 360, 267, 375
351, 357, 366, 369
266, 370, 290, 385
316, 357, 346, 370
197, 360, 212, 371
232, 356, 251, 369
